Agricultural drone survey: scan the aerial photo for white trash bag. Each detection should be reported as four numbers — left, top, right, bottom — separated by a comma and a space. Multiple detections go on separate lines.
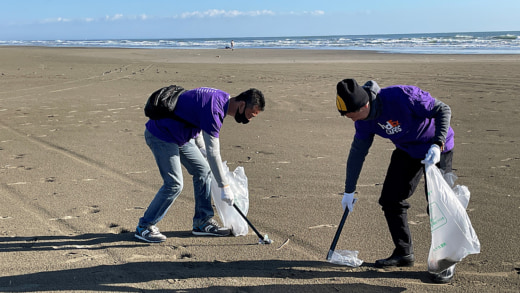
443, 171, 470, 209
329, 250, 363, 267
426, 165, 480, 273
211, 161, 249, 236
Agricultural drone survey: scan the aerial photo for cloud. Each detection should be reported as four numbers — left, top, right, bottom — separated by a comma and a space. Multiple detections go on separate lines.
288, 10, 325, 16
175, 9, 326, 18
176, 9, 276, 19
40, 17, 72, 24
36, 14, 146, 24
33, 9, 324, 25
106, 14, 124, 21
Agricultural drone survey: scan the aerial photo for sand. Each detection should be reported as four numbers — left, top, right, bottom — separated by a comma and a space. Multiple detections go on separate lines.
0, 47, 519, 292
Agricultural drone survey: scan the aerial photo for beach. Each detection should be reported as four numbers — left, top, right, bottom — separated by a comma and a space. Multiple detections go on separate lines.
0, 47, 519, 292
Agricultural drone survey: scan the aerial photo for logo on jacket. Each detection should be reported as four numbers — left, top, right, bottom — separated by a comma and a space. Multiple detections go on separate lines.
378, 120, 402, 135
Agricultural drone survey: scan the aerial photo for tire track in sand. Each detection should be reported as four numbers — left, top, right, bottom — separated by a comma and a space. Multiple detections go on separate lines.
0, 121, 152, 191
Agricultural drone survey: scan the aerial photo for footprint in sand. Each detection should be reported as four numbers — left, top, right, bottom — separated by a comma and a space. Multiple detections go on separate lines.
76, 205, 100, 214
60, 205, 100, 221
64, 252, 108, 264
106, 222, 132, 234
128, 254, 178, 261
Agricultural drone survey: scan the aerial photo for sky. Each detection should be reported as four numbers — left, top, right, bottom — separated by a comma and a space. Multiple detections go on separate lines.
1, 0, 519, 40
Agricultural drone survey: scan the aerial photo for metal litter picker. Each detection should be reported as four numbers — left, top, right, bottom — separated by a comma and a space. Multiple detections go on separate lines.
327, 206, 350, 260
233, 203, 272, 244
326, 205, 363, 266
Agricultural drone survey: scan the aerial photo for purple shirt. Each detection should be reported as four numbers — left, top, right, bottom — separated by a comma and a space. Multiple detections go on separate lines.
145, 87, 230, 145
354, 85, 454, 159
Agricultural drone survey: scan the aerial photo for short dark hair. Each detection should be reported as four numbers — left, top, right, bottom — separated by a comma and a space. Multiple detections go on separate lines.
235, 88, 265, 111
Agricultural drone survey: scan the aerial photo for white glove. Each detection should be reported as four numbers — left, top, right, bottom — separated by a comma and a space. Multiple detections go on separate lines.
342, 192, 357, 212
221, 185, 234, 206
422, 144, 441, 165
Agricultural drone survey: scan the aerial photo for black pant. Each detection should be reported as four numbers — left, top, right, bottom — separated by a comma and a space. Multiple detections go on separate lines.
379, 148, 453, 256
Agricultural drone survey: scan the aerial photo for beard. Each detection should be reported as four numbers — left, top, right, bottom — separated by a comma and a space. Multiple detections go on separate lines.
234, 107, 249, 124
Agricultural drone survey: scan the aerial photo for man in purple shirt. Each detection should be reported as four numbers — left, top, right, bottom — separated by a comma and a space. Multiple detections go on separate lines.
136, 87, 265, 242
336, 79, 456, 284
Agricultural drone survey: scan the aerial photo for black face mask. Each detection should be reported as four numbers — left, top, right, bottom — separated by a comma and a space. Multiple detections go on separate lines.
234, 107, 249, 124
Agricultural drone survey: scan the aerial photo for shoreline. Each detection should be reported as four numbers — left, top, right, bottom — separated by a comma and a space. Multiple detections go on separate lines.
2, 46, 520, 65
2, 30, 518, 55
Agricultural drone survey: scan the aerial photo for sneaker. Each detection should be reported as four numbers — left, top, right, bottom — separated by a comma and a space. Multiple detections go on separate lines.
375, 253, 415, 268
430, 265, 456, 284
135, 225, 167, 243
192, 219, 231, 236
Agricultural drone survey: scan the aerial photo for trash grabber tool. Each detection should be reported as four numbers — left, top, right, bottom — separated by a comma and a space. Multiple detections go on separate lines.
326, 207, 350, 260
233, 203, 273, 244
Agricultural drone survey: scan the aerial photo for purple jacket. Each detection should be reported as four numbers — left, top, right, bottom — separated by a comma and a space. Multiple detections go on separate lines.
145, 87, 230, 145
355, 85, 454, 158
345, 83, 454, 193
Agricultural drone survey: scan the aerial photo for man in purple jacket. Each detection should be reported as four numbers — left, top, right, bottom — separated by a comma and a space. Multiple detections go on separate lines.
336, 79, 456, 284
136, 87, 265, 243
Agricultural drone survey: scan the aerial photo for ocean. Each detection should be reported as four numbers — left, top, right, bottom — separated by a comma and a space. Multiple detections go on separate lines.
1, 31, 519, 54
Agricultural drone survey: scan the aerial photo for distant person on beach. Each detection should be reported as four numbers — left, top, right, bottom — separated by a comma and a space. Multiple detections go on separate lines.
336, 78, 457, 283
135, 87, 265, 243
231, 40, 234, 50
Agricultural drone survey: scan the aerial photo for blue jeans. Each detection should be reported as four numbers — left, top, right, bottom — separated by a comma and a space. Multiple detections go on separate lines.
138, 129, 214, 229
